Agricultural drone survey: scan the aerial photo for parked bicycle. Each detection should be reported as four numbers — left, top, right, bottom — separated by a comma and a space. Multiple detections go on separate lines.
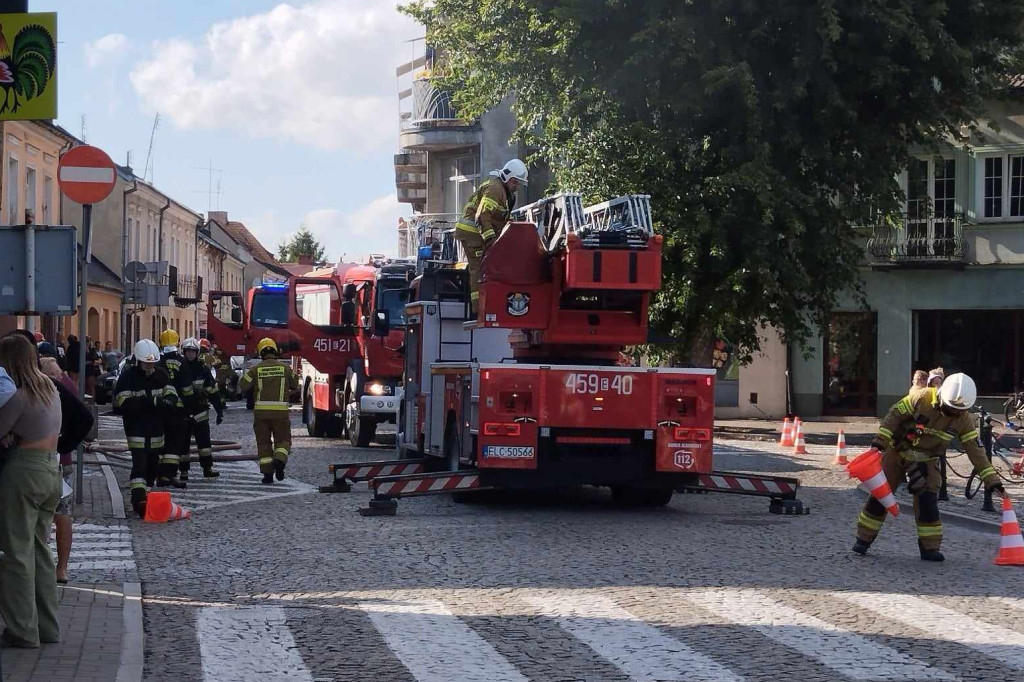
960, 406, 1024, 509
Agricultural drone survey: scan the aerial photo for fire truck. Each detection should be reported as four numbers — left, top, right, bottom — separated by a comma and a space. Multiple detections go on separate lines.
326, 195, 809, 517
295, 261, 413, 445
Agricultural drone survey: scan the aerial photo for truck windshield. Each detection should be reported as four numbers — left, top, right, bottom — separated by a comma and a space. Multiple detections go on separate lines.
378, 287, 409, 326
250, 291, 289, 328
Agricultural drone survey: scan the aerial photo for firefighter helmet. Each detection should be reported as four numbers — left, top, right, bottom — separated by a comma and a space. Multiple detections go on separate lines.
133, 339, 160, 364
181, 337, 200, 353
256, 338, 278, 357
159, 329, 180, 349
199, 338, 211, 351
938, 373, 977, 412
492, 158, 529, 186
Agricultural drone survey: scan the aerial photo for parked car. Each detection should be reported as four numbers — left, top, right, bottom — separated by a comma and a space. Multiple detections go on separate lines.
95, 357, 128, 405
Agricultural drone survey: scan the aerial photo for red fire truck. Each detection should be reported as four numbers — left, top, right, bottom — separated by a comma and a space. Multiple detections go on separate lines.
326, 194, 808, 517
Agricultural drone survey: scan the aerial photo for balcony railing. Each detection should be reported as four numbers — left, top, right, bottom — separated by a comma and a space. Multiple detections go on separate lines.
866, 214, 968, 266
168, 266, 203, 306
396, 39, 471, 131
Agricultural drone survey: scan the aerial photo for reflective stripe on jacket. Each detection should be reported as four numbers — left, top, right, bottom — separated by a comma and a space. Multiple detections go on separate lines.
458, 177, 513, 242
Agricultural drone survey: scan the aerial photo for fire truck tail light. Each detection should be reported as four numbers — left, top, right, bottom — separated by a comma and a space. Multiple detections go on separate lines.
483, 422, 522, 437
706, 377, 712, 386
673, 427, 710, 441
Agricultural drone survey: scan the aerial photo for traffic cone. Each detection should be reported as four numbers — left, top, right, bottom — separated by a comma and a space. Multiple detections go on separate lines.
167, 500, 191, 521
1013, 451, 1024, 477
846, 448, 899, 516
995, 496, 1024, 566
143, 492, 191, 523
834, 430, 849, 466
792, 421, 808, 454
779, 418, 793, 447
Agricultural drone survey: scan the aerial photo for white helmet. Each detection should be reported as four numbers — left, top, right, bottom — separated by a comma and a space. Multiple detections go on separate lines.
492, 158, 528, 185
938, 372, 976, 411
181, 337, 200, 353
133, 339, 160, 364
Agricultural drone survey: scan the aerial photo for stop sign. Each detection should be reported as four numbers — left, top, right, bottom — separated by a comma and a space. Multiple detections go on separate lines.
58, 145, 117, 205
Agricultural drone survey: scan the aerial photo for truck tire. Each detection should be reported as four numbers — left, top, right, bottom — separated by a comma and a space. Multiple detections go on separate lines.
348, 412, 376, 448
305, 386, 327, 437
611, 486, 673, 507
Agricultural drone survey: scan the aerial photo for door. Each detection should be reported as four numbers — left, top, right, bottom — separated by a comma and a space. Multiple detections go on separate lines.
823, 312, 877, 415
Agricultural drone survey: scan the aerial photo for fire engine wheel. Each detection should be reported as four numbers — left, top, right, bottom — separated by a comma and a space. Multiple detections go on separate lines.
346, 398, 376, 448
305, 389, 327, 438
610, 486, 674, 508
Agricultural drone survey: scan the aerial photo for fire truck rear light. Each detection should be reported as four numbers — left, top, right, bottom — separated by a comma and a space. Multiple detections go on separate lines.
693, 428, 711, 441
483, 422, 521, 437
706, 377, 712, 386
673, 427, 690, 440
556, 435, 631, 445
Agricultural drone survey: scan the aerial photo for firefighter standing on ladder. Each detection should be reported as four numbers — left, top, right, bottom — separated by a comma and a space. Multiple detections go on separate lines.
853, 373, 1003, 561
238, 338, 298, 485
180, 337, 223, 480
454, 158, 528, 313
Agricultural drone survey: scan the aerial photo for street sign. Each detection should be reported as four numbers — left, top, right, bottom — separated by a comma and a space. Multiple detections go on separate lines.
124, 260, 149, 283
58, 145, 117, 205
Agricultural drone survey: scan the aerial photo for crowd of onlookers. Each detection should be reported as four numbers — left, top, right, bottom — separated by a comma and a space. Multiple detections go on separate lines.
0, 330, 95, 649
31, 332, 123, 398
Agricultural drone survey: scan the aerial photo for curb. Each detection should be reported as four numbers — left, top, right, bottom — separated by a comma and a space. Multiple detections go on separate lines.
855, 487, 1000, 535
115, 582, 144, 682
716, 428, 875, 447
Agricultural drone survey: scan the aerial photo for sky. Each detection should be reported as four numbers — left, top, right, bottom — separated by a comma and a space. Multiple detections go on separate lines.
36, 0, 420, 260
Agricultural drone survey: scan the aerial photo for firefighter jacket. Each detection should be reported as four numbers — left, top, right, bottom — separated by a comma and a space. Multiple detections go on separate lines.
184, 357, 223, 417
112, 365, 176, 449
877, 387, 998, 488
159, 351, 196, 415
456, 177, 514, 243
202, 351, 220, 371
238, 358, 297, 413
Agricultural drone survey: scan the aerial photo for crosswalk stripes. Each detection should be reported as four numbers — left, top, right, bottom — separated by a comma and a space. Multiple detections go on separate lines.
47, 522, 135, 573
97, 413, 122, 432
167, 459, 316, 512
196, 588, 1024, 681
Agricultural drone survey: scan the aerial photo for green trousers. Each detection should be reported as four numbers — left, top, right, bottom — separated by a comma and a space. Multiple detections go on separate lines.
0, 448, 62, 646
454, 228, 487, 312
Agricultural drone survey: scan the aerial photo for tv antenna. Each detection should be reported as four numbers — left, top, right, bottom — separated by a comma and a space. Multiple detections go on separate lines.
191, 158, 223, 213
144, 112, 160, 183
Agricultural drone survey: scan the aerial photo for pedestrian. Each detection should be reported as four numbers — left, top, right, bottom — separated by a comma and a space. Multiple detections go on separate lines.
852, 373, 1002, 561
238, 338, 298, 484
0, 334, 63, 648
40, 357, 79, 584
65, 334, 81, 390
928, 367, 945, 388
910, 370, 928, 393
113, 340, 177, 517
179, 337, 222, 481
157, 329, 190, 489
102, 341, 121, 373
54, 333, 67, 369
85, 337, 101, 397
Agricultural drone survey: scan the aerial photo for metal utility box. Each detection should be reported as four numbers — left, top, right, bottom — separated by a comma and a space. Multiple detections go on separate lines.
0, 225, 78, 314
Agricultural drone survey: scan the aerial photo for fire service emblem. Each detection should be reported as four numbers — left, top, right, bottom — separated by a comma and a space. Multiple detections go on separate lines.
507, 292, 530, 317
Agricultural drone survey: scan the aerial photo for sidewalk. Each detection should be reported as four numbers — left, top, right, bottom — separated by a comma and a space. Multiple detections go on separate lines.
0, 457, 142, 682
716, 417, 879, 446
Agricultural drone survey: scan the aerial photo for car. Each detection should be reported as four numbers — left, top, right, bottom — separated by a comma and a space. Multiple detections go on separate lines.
94, 357, 128, 405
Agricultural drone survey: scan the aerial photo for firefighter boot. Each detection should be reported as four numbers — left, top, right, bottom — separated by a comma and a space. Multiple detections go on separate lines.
262, 472, 274, 485
274, 459, 285, 481
919, 540, 945, 562
982, 487, 996, 513
203, 466, 220, 479
156, 477, 188, 490
852, 539, 872, 556
130, 488, 147, 520
179, 471, 189, 483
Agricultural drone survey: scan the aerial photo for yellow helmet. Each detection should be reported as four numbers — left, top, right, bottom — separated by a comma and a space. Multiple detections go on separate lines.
159, 329, 180, 349
256, 337, 278, 357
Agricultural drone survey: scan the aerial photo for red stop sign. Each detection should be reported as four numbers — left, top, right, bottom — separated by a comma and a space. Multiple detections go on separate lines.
58, 145, 117, 205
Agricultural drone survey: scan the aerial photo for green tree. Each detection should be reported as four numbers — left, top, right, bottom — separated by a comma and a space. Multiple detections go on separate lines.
278, 225, 326, 263
404, 0, 1024, 362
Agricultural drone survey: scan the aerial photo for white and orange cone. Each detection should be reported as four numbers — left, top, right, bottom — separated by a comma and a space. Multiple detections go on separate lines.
995, 496, 1024, 566
779, 418, 793, 447
834, 430, 849, 466
792, 420, 808, 455
846, 448, 899, 516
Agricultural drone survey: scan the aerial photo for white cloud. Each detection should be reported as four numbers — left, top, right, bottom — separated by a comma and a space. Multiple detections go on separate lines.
129, 1, 419, 153
85, 33, 129, 69
304, 194, 407, 260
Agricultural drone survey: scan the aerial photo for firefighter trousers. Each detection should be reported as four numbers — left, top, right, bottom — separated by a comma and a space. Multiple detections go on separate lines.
161, 413, 190, 479
856, 448, 943, 550
180, 412, 215, 474
455, 228, 487, 312
254, 412, 291, 474
128, 446, 160, 511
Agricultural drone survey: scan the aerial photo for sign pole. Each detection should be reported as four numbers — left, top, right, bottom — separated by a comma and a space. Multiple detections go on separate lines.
25, 221, 34, 332
75, 203, 91, 504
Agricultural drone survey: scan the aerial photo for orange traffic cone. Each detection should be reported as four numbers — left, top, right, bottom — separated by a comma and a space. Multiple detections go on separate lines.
143, 491, 191, 523
834, 430, 849, 466
995, 496, 1024, 566
779, 418, 794, 447
792, 421, 808, 454
846, 448, 899, 516
1014, 451, 1024, 477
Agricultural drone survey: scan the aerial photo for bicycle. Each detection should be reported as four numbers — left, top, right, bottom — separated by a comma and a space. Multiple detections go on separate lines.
960, 407, 1024, 504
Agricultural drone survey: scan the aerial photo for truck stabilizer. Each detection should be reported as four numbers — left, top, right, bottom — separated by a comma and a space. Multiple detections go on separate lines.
322, 458, 425, 493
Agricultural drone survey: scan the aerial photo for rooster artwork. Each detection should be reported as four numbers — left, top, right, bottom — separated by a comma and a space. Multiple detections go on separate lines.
0, 20, 55, 115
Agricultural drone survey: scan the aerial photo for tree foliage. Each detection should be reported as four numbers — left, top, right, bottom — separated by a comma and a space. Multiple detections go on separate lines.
277, 225, 326, 263
403, 0, 1024, 361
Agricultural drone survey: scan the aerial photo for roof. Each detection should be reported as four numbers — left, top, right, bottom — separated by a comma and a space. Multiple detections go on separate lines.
278, 262, 321, 277
87, 256, 124, 293
215, 219, 290, 277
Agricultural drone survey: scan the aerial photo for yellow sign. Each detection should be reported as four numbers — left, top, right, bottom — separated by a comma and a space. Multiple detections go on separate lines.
0, 12, 56, 121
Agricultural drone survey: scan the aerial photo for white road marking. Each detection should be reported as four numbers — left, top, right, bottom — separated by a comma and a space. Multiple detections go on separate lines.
67, 560, 136, 570
842, 592, 1024, 671
688, 589, 952, 680
526, 592, 741, 682
198, 606, 313, 682
361, 598, 527, 682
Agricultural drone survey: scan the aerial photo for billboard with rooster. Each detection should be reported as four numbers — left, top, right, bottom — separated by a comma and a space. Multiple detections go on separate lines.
0, 12, 56, 121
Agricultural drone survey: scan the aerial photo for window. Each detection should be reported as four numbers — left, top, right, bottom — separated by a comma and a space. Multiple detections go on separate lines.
7, 156, 18, 225
24, 166, 35, 223
1011, 156, 1024, 217
443, 154, 479, 215
985, 157, 1004, 218
250, 290, 289, 328
42, 175, 52, 223
978, 153, 1024, 219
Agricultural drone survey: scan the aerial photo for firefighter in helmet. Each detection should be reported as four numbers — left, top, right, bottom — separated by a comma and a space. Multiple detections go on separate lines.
853, 373, 1003, 561
238, 338, 298, 484
112, 339, 177, 517
180, 337, 223, 480
157, 329, 192, 489
454, 158, 528, 314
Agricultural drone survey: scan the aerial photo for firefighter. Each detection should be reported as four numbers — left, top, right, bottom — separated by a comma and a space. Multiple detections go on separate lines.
238, 338, 298, 484
853, 373, 1003, 561
112, 340, 177, 517
180, 337, 223, 480
454, 158, 528, 313
157, 329, 191, 489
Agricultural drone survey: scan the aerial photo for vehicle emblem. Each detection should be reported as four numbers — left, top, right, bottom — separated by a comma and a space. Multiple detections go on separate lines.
506, 292, 530, 317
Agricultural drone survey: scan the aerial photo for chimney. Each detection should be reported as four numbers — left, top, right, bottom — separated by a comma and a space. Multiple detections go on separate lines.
297, 254, 313, 265
208, 210, 228, 225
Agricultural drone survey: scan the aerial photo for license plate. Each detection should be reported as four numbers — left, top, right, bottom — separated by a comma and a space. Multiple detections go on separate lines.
483, 445, 535, 459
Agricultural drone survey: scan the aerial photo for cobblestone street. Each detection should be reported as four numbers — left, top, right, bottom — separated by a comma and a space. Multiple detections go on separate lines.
93, 404, 1024, 682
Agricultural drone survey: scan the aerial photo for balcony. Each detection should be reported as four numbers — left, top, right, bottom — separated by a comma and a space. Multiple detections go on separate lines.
396, 41, 478, 151
866, 215, 969, 269
168, 266, 204, 306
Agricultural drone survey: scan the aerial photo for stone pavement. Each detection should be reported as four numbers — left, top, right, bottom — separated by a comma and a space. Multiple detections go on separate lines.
716, 416, 879, 445
0, 454, 140, 682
